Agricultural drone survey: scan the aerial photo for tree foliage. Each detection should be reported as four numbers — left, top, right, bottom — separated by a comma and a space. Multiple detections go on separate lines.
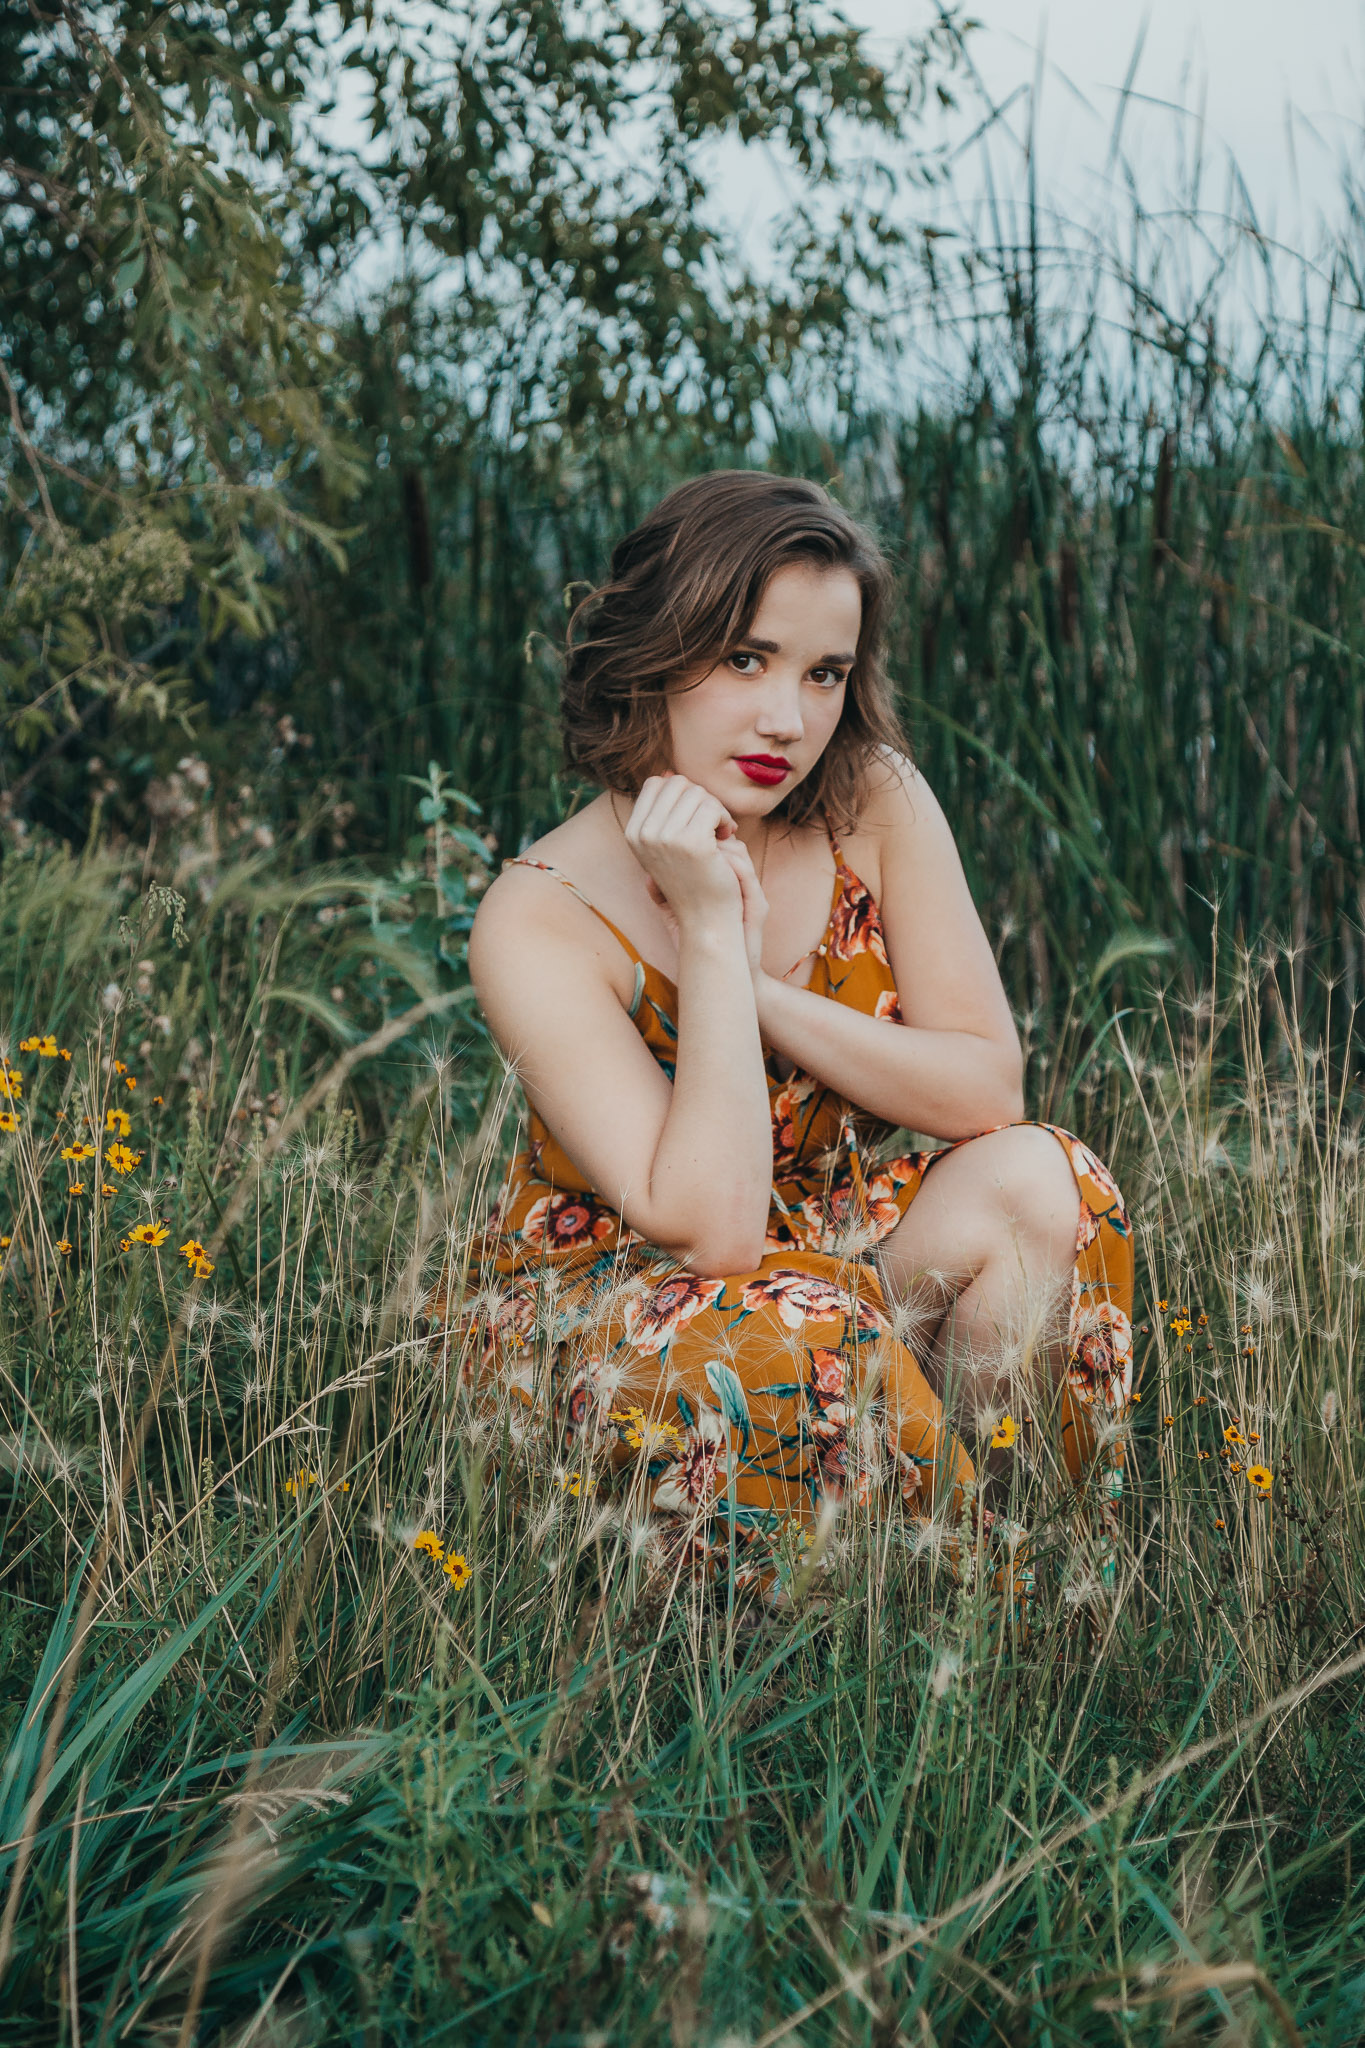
1, 0, 964, 835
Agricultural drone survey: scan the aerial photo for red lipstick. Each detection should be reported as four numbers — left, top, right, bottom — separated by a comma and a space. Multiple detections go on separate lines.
735, 754, 791, 787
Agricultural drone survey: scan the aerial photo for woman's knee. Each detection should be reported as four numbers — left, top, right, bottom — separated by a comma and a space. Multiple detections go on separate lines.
945, 1123, 1080, 1270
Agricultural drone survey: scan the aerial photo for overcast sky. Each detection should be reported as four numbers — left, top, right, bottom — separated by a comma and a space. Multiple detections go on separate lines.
890, 0, 1365, 243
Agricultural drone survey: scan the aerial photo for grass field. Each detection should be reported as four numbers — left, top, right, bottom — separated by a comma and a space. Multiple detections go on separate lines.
0, 829, 1362, 2046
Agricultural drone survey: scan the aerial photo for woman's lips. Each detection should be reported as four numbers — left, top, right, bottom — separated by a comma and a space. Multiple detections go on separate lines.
735, 756, 791, 787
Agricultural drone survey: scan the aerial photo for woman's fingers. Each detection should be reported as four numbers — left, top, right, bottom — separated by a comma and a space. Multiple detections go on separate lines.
717, 837, 769, 974
629, 774, 735, 851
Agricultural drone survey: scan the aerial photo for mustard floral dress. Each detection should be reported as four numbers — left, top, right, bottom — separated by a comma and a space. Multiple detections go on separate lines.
429, 822, 1134, 1593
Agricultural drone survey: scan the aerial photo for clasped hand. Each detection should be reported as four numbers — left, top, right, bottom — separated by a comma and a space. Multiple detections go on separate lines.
623, 773, 768, 977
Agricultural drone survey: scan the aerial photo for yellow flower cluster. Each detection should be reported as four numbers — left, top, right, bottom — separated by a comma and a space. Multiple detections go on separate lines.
411, 1530, 472, 1588
179, 1238, 215, 1279
0, 1065, 20, 1102
19, 1035, 70, 1060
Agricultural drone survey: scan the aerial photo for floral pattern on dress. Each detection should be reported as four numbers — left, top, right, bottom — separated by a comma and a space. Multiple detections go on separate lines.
520, 1190, 617, 1253
738, 1267, 852, 1329
799, 1170, 902, 1253
624, 1272, 726, 1354
828, 867, 889, 964
1066, 1286, 1134, 1411
771, 1073, 817, 1171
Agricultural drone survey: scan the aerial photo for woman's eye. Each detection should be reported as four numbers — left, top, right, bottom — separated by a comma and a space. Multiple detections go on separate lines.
728, 651, 761, 674
812, 668, 847, 689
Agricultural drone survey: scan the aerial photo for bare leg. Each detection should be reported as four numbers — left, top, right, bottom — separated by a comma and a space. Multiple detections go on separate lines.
876, 1126, 1081, 1488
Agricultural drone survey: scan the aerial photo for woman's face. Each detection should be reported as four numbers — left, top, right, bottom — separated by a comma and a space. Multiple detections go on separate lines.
665, 561, 862, 817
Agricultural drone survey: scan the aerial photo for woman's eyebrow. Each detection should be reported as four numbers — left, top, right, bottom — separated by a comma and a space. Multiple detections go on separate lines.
736, 636, 856, 663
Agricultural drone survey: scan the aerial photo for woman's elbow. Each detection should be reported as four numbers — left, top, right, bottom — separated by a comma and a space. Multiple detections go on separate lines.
683, 1234, 767, 1280
944, 1047, 1025, 1138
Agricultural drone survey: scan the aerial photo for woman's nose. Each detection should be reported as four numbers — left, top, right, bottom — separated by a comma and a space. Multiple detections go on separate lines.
754, 673, 805, 741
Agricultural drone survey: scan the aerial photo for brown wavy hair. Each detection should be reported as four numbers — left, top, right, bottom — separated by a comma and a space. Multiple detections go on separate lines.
561, 470, 907, 831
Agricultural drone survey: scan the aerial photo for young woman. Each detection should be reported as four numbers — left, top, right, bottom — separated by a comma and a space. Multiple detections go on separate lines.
436, 471, 1133, 1591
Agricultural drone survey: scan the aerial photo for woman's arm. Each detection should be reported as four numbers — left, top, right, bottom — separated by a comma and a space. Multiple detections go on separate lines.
470, 778, 774, 1276
753, 760, 1024, 1140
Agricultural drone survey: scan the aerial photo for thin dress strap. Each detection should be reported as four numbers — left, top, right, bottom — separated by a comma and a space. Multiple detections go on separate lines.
502, 857, 649, 1014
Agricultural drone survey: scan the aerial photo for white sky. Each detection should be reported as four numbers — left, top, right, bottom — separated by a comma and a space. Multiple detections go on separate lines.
887, 0, 1365, 243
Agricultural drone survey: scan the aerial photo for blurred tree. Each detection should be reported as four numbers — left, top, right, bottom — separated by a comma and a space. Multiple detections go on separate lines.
0, 0, 967, 844
0, 0, 360, 834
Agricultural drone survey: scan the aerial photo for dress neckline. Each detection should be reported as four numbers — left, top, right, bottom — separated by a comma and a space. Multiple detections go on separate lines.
505, 820, 861, 993
642, 842, 852, 993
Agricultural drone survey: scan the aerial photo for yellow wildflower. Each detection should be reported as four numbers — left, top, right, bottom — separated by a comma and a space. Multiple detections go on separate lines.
107, 1143, 141, 1175
20, 1035, 59, 1058
0, 1111, 18, 1134
113, 1060, 127, 1075
611, 1405, 683, 1457
443, 1552, 471, 1589
56, 1239, 72, 1256
61, 1143, 97, 1161
1246, 1464, 1273, 1494
105, 1108, 131, 1138
990, 1413, 1019, 1449
1224, 1425, 1246, 1446
67, 1183, 86, 1196
125, 1076, 137, 1091
192, 1255, 215, 1279
0, 1068, 20, 1102
284, 1469, 319, 1495
179, 1238, 207, 1264
558, 1471, 594, 1496
100, 1183, 117, 1197
127, 1221, 169, 1247
412, 1530, 444, 1562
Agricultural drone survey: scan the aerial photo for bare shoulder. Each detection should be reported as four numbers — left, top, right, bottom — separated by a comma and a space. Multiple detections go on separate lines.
859, 749, 944, 830
843, 750, 954, 894
468, 811, 635, 1016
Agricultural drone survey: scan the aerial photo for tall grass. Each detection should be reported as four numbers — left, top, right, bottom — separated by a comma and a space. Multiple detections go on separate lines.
1, 832, 1362, 2041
